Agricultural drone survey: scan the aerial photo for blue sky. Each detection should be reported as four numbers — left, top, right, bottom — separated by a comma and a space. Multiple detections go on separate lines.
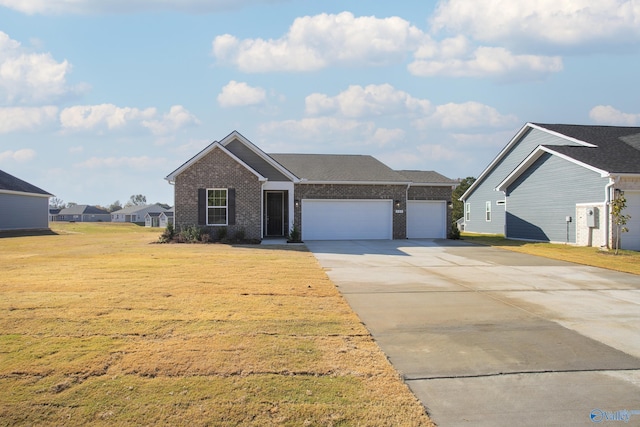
1, 0, 639, 206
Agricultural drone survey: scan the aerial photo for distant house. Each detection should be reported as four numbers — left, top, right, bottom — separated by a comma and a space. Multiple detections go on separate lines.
112, 204, 167, 224
145, 212, 161, 227
159, 208, 174, 228
165, 130, 456, 241
145, 208, 174, 228
461, 123, 640, 251
0, 169, 53, 232
55, 205, 111, 222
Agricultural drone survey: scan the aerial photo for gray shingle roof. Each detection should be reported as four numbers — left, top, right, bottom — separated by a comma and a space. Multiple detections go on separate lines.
0, 169, 52, 196
269, 153, 410, 182
396, 170, 456, 185
533, 123, 640, 174
58, 205, 109, 215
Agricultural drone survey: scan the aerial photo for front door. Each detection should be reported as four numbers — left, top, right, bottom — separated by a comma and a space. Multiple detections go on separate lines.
266, 192, 284, 236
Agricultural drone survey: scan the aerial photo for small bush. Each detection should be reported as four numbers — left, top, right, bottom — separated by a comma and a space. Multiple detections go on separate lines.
449, 223, 461, 240
287, 225, 301, 243
180, 225, 206, 243
216, 227, 228, 242
158, 223, 175, 243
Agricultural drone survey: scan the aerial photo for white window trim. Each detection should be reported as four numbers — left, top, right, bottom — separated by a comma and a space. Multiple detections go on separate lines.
207, 188, 228, 226
485, 201, 491, 222
465, 203, 471, 221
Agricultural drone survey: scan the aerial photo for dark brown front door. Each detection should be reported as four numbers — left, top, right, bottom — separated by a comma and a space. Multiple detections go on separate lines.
266, 192, 284, 236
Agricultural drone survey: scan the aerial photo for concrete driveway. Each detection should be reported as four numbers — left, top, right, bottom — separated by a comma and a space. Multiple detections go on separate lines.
305, 239, 640, 427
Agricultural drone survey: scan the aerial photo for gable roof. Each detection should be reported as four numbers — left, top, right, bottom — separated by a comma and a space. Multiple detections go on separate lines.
270, 153, 409, 183
112, 204, 166, 215
533, 123, 640, 174
461, 122, 640, 200
396, 170, 457, 186
58, 205, 109, 215
165, 131, 294, 183
0, 169, 52, 197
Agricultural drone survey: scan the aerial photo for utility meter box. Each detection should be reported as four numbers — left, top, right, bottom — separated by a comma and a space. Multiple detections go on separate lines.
586, 206, 596, 228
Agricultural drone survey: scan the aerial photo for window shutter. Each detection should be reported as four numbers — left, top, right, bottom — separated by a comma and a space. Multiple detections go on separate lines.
198, 188, 206, 225
228, 188, 236, 225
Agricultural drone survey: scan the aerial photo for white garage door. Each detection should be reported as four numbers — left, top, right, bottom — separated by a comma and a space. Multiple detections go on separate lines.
407, 200, 446, 239
622, 191, 640, 251
301, 199, 392, 240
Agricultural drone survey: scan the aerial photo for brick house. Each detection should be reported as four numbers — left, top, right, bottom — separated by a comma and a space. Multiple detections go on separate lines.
165, 131, 456, 241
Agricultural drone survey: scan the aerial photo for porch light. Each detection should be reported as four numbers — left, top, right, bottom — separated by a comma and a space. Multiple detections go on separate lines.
395, 200, 401, 208
295, 199, 300, 208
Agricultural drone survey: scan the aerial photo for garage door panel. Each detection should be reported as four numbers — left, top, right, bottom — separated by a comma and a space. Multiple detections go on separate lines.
622, 191, 640, 251
302, 200, 392, 240
407, 200, 446, 239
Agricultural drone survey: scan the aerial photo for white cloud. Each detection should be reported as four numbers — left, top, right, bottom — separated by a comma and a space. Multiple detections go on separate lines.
75, 156, 168, 171
212, 12, 425, 72
59, 104, 198, 135
417, 101, 519, 130
306, 84, 431, 118
0, 31, 85, 104
589, 105, 640, 126
373, 128, 405, 147
409, 45, 562, 79
217, 80, 266, 107
430, 0, 640, 48
60, 104, 156, 132
142, 105, 200, 135
416, 143, 458, 161
0, 0, 287, 15
0, 106, 58, 133
0, 148, 36, 163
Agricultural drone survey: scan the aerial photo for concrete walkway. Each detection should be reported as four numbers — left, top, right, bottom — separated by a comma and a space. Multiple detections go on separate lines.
306, 239, 640, 427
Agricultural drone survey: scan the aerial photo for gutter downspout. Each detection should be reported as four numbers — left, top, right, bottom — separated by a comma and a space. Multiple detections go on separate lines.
604, 176, 618, 249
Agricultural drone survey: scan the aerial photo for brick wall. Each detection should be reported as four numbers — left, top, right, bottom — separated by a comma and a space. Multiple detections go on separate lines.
174, 147, 263, 240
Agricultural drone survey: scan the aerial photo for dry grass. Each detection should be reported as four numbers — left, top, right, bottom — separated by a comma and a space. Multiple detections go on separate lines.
0, 223, 433, 426
460, 233, 640, 275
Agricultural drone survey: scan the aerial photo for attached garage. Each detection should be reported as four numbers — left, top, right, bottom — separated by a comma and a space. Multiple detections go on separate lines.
301, 199, 393, 240
407, 200, 447, 238
622, 191, 640, 251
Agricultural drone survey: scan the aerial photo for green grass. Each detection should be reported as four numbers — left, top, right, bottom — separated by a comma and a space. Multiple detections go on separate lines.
460, 233, 640, 275
0, 223, 433, 426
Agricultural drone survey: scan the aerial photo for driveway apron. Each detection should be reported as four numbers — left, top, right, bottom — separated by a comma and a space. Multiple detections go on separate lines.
306, 239, 640, 427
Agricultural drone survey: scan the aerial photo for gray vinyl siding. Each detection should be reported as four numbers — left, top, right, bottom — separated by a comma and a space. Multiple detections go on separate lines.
505, 153, 607, 243
0, 193, 49, 230
465, 128, 581, 234
225, 139, 291, 181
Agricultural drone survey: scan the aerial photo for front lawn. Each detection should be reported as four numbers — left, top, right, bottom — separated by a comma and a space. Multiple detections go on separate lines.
0, 223, 433, 426
460, 233, 640, 275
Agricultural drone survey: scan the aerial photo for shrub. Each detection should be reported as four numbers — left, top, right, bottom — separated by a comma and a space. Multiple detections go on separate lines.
449, 223, 461, 240
158, 223, 175, 243
287, 225, 301, 243
180, 225, 206, 243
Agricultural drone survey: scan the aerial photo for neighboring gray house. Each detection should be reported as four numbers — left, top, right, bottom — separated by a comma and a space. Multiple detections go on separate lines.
111, 204, 167, 223
165, 131, 456, 241
54, 205, 111, 222
461, 123, 640, 251
0, 169, 52, 232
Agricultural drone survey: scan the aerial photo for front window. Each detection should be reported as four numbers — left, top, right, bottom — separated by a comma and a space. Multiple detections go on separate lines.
485, 201, 491, 222
207, 189, 228, 225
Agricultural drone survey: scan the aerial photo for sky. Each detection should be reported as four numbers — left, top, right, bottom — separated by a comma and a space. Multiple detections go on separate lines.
1, 0, 639, 206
